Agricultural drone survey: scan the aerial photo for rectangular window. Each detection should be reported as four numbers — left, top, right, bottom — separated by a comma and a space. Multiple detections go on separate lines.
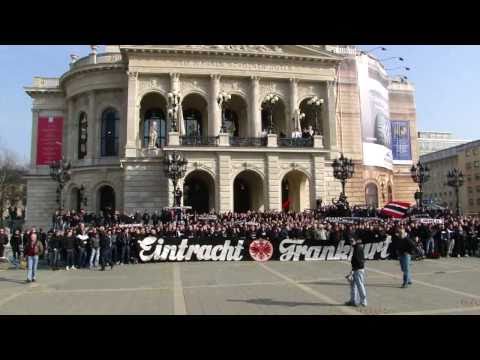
466, 162, 472, 170
469, 199, 474, 206
476, 174, 480, 181
477, 186, 480, 192
467, 176, 472, 182
475, 161, 480, 168
466, 149, 471, 157
468, 187, 473, 194
477, 199, 480, 205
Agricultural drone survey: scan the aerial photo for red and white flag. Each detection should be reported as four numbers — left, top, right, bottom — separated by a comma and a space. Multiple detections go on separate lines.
381, 201, 411, 218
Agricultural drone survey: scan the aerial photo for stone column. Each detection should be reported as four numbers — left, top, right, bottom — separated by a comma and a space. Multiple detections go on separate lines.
267, 155, 280, 211
30, 109, 39, 168
125, 71, 139, 157
209, 74, 221, 137
325, 81, 338, 151
87, 91, 96, 160
289, 78, 299, 135
217, 154, 232, 212
250, 76, 261, 137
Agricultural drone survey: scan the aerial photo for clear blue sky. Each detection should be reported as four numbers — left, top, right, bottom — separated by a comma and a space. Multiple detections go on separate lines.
0, 45, 477, 163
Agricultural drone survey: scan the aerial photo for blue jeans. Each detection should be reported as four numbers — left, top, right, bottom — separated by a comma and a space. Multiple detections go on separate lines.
350, 269, 367, 306
27, 255, 39, 281
49, 248, 61, 268
121, 245, 130, 264
66, 249, 75, 268
426, 238, 435, 255
90, 248, 100, 268
399, 254, 412, 285
77, 248, 87, 268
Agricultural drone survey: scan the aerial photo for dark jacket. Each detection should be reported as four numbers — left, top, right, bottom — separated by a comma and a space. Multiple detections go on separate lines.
48, 235, 61, 250
10, 234, 22, 250
351, 243, 365, 271
90, 234, 100, 249
24, 240, 44, 257
397, 235, 417, 255
0, 234, 8, 246
100, 234, 112, 249
63, 235, 76, 250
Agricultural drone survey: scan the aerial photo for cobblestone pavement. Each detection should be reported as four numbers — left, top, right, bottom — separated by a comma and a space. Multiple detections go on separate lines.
0, 258, 480, 315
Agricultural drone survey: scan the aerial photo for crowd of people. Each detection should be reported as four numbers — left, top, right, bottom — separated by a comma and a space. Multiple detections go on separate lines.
1, 207, 479, 276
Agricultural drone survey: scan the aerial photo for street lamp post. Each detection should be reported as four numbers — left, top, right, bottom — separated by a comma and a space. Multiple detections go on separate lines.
446, 168, 465, 215
262, 94, 280, 134
168, 90, 181, 132
49, 157, 72, 210
307, 96, 324, 133
163, 152, 188, 207
217, 91, 232, 134
410, 161, 430, 209
332, 153, 355, 207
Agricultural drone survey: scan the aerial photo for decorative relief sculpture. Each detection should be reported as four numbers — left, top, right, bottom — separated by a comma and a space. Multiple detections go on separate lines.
149, 119, 159, 148
184, 45, 284, 53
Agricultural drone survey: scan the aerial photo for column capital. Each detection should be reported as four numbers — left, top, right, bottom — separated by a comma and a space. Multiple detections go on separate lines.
289, 77, 299, 84
210, 74, 221, 81
250, 75, 260, 82
126, 71, 138, 79
169, 72, 180, 79
326, 80, 336, 90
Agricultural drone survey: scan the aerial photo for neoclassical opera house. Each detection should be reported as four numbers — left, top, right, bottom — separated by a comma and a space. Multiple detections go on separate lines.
25, 45, 419, 228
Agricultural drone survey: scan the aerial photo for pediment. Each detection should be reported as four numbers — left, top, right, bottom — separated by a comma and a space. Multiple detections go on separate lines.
120, 45, 343, 62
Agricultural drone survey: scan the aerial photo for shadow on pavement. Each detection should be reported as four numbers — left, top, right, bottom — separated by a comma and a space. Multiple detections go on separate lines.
227, 298, 344, 307
304, 281, 399, 288
0, 277, 27, 285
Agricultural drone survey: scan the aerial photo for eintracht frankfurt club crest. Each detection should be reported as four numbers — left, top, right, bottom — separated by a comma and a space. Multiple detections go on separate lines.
249, 239, 273, 262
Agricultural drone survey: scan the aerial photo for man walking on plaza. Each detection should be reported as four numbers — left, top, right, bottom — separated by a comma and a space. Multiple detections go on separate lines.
345, 238, 367, 307
397, 227, 417, 288
64, 229, 76, 270
24, 232, 44, 283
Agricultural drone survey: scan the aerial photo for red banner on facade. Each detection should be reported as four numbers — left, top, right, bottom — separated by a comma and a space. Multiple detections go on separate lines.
36, 116, 63, 165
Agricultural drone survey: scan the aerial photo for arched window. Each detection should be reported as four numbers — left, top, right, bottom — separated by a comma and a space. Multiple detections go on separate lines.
78, 112, 88, 159
143, 109, 166, 148
184, 109, 202, 137
224, 109, 239, 137
101, 108, 119, 157
261, 109, 269, 133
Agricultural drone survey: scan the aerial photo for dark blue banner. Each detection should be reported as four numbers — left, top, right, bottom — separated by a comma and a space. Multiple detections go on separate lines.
391, 120, 412, 161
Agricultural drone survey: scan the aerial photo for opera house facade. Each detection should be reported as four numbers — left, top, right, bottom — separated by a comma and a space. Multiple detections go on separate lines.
24, 45, 419, 228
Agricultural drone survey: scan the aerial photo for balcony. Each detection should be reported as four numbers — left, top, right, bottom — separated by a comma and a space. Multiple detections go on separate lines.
70, 53, 124, 69
181, 136, 218, 146
229, 137, 267, 147
278, 137, 314, 147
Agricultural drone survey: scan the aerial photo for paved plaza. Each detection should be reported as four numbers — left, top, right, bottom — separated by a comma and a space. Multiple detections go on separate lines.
0, 258, 480, 315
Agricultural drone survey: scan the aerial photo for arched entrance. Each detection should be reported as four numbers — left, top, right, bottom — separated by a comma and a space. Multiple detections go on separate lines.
98, 185, 115, 214
365, 183, 379, 208
233, 170, 264, 213
281, 170, 310, 212
140, 93, 168, 148
183, 170, 215, 214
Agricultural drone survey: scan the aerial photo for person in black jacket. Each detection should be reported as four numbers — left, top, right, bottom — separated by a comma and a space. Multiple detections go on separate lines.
10, 229, 23, 268
49, 230, 63, 270
345, 238, 367, 307
397, 227, 417, 288
100, 229, 114, 271
64, 229, 76, 270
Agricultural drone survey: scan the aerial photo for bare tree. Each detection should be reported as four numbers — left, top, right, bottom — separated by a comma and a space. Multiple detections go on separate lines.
0, 146, 26, 226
